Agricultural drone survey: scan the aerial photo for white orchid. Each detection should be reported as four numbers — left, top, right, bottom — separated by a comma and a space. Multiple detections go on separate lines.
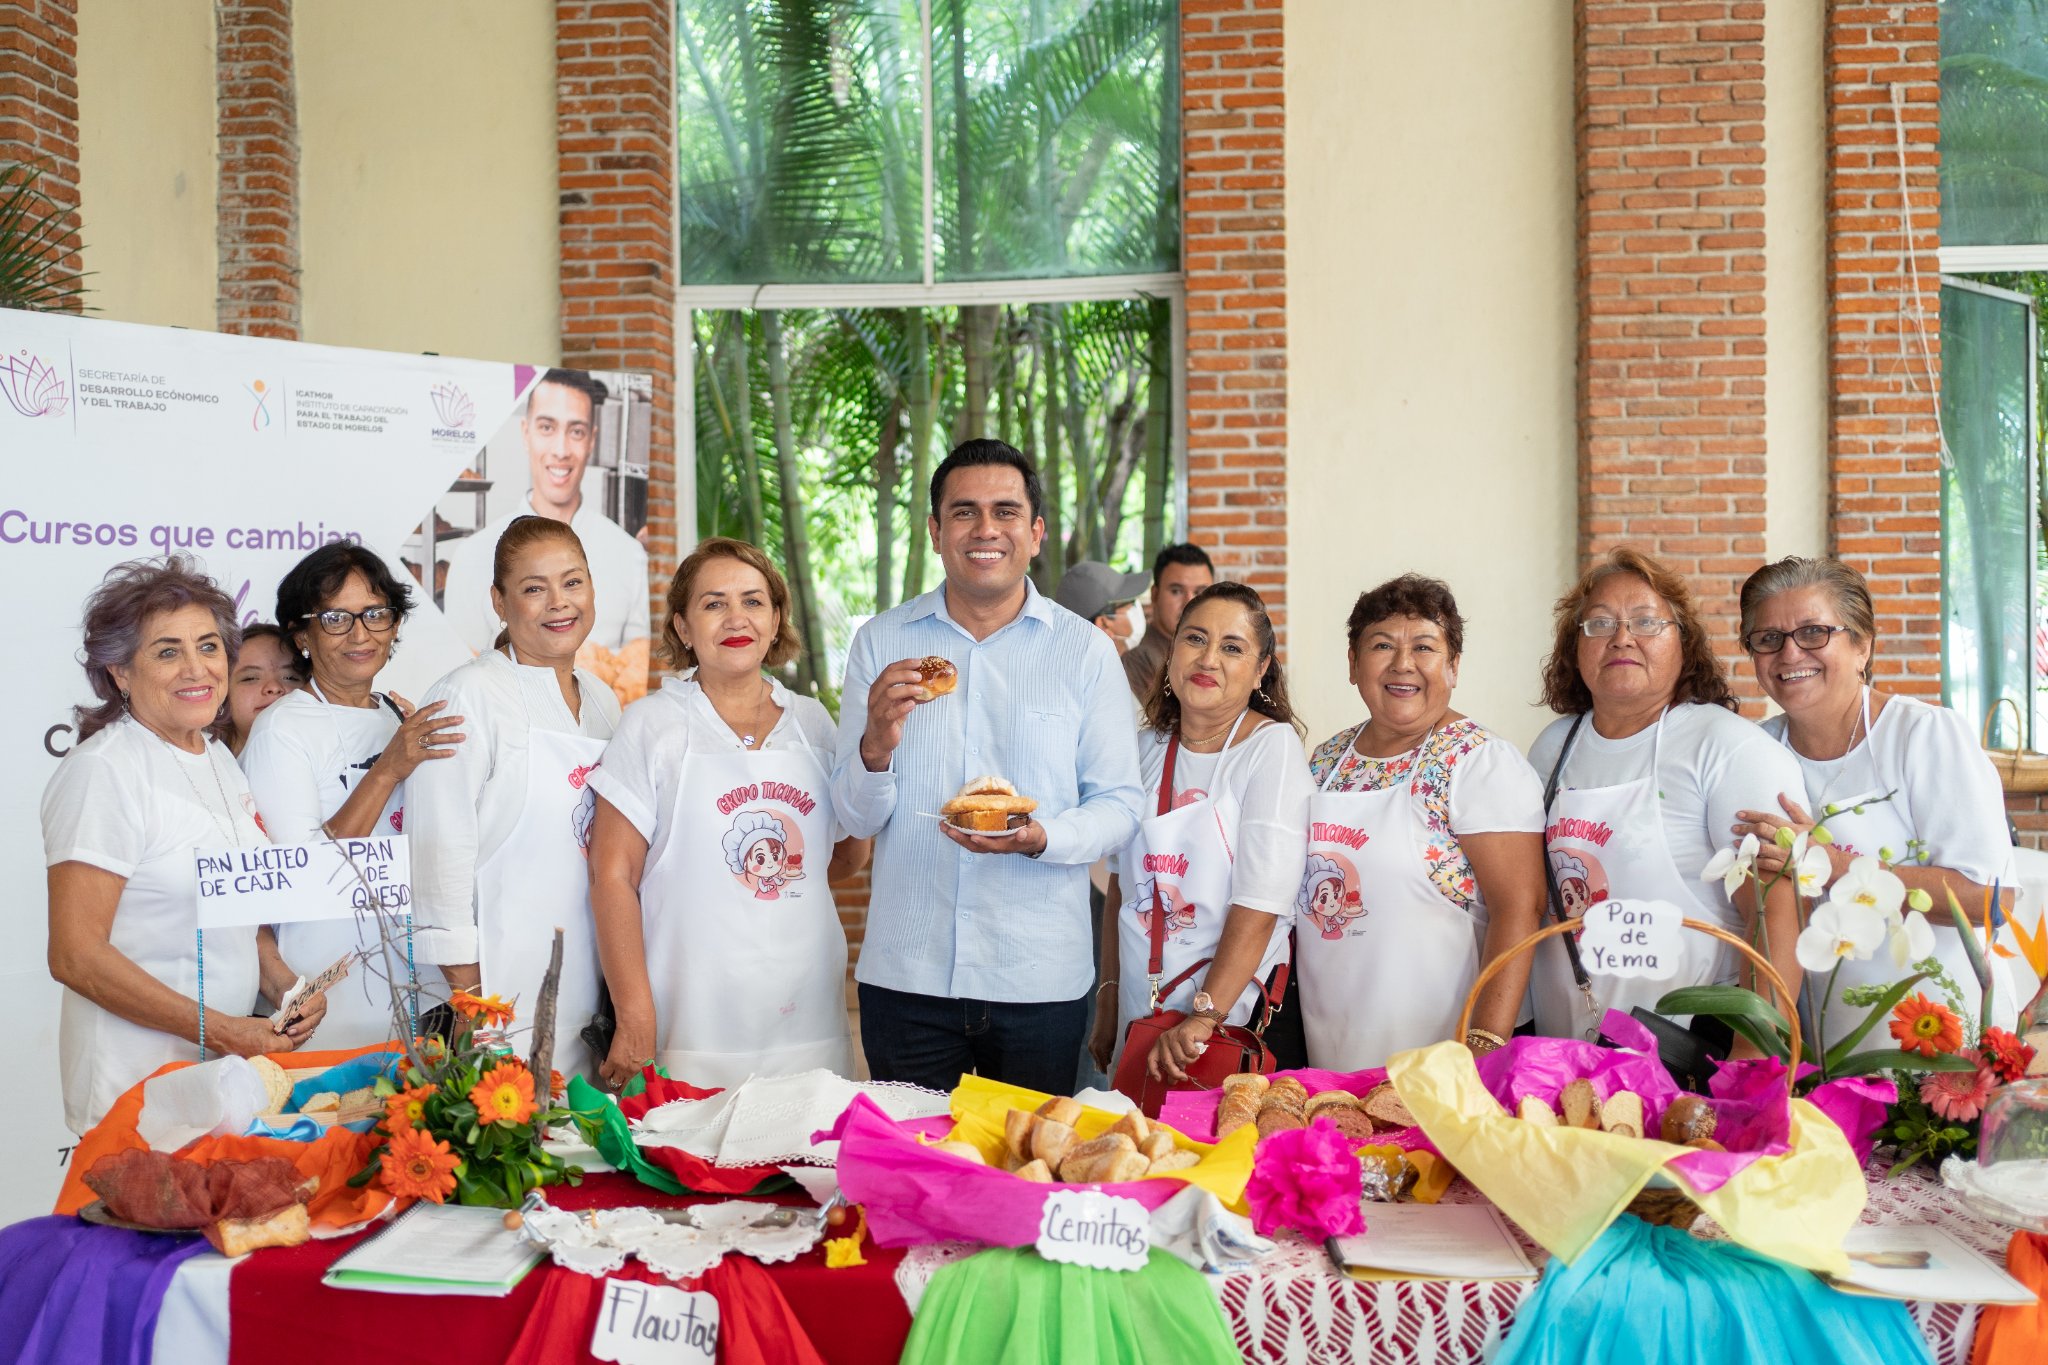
1791, 840, 1833, 898
1827, 855, 1906, 920
1701, 833, 1760, 897
1888, 904, 1937, 970
1795, 900, 1889, 974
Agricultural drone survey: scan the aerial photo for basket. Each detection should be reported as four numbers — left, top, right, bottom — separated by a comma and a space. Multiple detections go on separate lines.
1982, 697, 2048, 793
1456, 915, 1800, 1231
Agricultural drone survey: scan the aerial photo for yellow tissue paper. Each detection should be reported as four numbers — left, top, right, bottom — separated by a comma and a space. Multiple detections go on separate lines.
1387, 1042, 1864, 1275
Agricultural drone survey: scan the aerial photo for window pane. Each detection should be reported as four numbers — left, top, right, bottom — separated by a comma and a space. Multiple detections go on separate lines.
692, 300, 1178, 697
1942, 0, 2048, 248
929, 0, 1179, 281
1941, 283, 2035, 747
676, 0, 924, 284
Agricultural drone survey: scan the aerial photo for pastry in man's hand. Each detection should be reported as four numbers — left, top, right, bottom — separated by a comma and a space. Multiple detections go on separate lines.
911, 656, 958, 702
941, 775, 1038, 833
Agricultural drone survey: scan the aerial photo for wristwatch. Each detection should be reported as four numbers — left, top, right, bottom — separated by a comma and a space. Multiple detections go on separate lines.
1188, 992, 1227, 1026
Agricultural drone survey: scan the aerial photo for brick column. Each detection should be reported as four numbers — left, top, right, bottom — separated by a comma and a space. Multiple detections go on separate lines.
1578, 1, 1768, 692
1824, 3, 1941, 697
0, 0, 81, 299
215, 0, 300, 339
1180, 0, 1286, 629
557, 0, 678, 589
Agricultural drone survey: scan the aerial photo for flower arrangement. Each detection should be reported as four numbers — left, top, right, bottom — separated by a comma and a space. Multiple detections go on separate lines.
347, 987, 585, 1207
1661, 801, 2047, 1173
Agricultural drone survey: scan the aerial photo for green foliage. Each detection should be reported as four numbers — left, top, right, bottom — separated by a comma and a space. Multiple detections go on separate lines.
0, 162, 87, 313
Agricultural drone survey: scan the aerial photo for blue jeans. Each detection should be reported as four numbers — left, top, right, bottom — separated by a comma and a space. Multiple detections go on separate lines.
858, 983, 1091, 1095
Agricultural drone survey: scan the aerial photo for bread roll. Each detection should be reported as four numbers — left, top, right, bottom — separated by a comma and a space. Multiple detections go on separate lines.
1103, 1150, 1150, 1183
1362, 1082, 1415, 1131
1325, 1107, 1378, 1144
1660, 1094, 1718, 1145
1137, 1131, 1176, 1163
1057, 1132, 1136, 1178
1216, 1089, 1262, 1138
1014, 1158, 1055, 1182
1031, 1118, 1078, 1169
1559, 1078, 1601, 1130
931, 1139, 986, 1165
1266, 1077, 1309, 1109
1036, 1096, 1084, 1127
1147, 1149, 1201, 1175
1221, 1073, 1269, 1099
1516, 1095, 1561, 1127
1060, 1138, 1142, 1184
1004, 1108, 1039, 1160
1107, 1111, 1152, 1146
208, 1203, 310, 1257
1255, 1106, 1304, 1138
1599, 1090, 1645, 1140
913, 656, 958, 701
1305, 1089, 1361, 1118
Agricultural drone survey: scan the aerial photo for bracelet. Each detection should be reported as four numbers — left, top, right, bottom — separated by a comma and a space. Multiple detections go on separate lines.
1096, 980, 1118, 998
1465, 1027, 1507, 1055
1189, 1007, 1228, 1027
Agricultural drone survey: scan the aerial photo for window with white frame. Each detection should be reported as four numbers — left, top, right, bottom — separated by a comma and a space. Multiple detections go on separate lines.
674, 0, 1184, 701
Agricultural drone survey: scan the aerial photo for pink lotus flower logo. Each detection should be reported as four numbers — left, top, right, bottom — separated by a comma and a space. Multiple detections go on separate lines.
1, 349, 68, 418
430, 382, 474, 431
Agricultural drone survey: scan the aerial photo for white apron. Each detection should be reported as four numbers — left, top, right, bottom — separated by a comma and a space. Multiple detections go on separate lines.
476, 721, 611, 1078
641, 731, 851, 1088
1786, 688, 2017, 1051
275, 682, 414, 1048
1297, 728, 1483, 1070
1532, 709, 1725, 1039
1113, 714, 1287, 1046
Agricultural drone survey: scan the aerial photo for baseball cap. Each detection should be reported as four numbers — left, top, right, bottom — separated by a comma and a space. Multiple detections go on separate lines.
1054, 561, 1151, 621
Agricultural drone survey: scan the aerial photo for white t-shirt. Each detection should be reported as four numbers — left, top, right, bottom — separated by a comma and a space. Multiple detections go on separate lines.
1761, 694, 2013, 884
237, 686, 405, 844
588, 674, 842, 864
1527, 701, 1807, 927
1114, 719, 1314, 919
408, 649, 622, 965
41, 716, 266, 1134
441, 497, 652, 655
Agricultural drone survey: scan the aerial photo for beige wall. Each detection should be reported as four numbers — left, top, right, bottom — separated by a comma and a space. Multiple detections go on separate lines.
297, 0, 558, 364
75, 0, 216, 330
1284, 0, 1579, 751
1764, 0, 1831, 568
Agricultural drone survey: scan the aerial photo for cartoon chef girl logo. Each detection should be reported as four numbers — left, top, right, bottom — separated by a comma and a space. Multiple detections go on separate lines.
1549, 849, 1608, 929
723, 809, 807, 900
1126, 876, 1197, 938
1298, 852, 1365, 939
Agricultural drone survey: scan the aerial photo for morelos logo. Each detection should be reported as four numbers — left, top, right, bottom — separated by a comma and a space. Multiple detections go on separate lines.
1, 349, 68, 418
244, 377, 273, 430
429, 381, 475, 439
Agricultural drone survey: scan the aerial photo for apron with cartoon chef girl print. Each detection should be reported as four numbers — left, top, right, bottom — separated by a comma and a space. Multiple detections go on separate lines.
640, 724, 852, 1088
1296, 726, 1486, 1069
1531, 708, 1726, 1040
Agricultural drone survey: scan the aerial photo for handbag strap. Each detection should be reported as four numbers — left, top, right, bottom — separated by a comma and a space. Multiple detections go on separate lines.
1146, 730, 1181, 982
1540, 714, 1594, 992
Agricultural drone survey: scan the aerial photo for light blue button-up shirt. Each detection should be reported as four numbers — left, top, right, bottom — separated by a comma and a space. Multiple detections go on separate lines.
832, 582, 1144, 1002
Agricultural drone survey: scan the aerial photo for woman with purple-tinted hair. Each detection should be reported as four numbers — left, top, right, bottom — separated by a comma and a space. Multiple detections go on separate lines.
41, 557, 329, 1136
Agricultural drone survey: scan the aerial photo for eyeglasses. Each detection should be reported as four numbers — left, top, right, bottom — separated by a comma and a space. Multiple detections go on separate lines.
304, 606, 397, 635
1578, 616, 1677, 639
1743, 623, 1852, 654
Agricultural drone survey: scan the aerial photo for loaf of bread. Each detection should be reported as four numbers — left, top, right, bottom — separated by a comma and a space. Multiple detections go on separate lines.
1222, 1072, 1268, 1099
1516, 1095, 1561, 1127
1137, 1131, 1176, 1164
208, 1203, 310, 1257
1148, 1149, 1201, 1175
1256, 1106, 1304, 1138
1599, 1090, 1645, 1140
1305, 1089, 1361, 1119
248, 1056, 293, 1116
1107, 1111, 1151, 1146
1660, 1094, 1718, 1145
1059, 1134, 1139, 1183
1014, 1158, 1054, 1182
1216, 1088, 1263, 1138
1559, 1078, 1601, 1130
1036, 1096, 1083, 1127
1005, 1108, 1038, 1159
1362, 1082, 1416, 1131
1265, 1077, 1309, 1113
1323, 1107, 1378, 1144
931, 1139, 986, 1165
1031, 1118, 1078, 1169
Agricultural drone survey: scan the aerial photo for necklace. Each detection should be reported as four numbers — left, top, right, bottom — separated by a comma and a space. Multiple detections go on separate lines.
708, 678, 776, 749
1178, 715, 1237, 751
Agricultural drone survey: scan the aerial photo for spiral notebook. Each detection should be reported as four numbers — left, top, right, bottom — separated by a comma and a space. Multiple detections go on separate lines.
324, 1202, 544, 1296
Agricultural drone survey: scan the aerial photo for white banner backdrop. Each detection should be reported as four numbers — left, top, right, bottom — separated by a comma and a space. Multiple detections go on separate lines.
0, 309, 554, 1221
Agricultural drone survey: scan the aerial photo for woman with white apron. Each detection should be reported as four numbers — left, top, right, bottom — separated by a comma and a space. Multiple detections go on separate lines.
1087, 582, 1311, 1085
409, 516, 621, 1076
241, 543, 465, 1049
45, 559, 328, 1134
1527, 549, 1808, 1041
588, 538, 871, 1090
1297, 575, 1547, 1070
1733, 556, 2017, 1050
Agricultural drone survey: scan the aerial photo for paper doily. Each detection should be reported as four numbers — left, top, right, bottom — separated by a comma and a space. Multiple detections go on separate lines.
517, 1199, 825, 1281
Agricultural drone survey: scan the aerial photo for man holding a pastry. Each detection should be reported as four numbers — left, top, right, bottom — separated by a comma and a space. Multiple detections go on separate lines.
833, 439, 1144, 1094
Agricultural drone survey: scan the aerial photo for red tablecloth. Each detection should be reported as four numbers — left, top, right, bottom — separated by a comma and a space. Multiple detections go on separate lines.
226, 1173, 910, 1365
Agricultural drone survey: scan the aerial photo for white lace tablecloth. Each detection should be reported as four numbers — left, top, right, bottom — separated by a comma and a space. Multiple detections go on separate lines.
894, 1161, 2020, 1365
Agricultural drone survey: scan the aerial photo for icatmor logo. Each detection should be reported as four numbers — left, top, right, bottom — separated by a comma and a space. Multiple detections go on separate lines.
1, 349, 69, 418
430, 382, 475, 440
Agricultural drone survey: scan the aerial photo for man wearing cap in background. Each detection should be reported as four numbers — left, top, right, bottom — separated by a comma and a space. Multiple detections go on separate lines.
1054, 560, 1152, 663
1122, 543, 1214, 697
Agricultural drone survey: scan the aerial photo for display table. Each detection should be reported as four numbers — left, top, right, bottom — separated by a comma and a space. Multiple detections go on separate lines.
0, 1160, 2020, 1365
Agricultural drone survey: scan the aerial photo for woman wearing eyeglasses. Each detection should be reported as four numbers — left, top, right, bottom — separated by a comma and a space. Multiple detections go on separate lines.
1527, 548, 1806, 1042
240, 543, 466, 1047
1734, 556, 2017, 1049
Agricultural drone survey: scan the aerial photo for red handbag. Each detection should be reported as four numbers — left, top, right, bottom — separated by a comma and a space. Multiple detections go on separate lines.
1110, 729, 1285, 1118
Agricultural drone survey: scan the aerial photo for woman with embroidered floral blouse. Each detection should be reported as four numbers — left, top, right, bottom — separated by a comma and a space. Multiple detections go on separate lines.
1297, 575, 1548, 1068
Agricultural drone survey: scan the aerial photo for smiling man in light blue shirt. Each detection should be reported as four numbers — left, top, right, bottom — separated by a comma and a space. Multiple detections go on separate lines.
833, 439, 1143, 1092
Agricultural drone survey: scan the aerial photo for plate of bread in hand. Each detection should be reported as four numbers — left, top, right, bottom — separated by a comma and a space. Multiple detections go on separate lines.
926, 1097, 1202, 1183
940, 775, 1038, 836
1217, 1074, 1418, 1146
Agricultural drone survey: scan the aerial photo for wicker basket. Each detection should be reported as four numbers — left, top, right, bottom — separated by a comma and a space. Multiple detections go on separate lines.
1982, 697, 2048, 793
1454, 916, 1801, 1230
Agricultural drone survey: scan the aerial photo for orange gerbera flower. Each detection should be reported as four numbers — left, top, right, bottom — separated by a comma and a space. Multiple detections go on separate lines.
380, 1126, 460, 1202
450, 989, 515, 1026
1890, 992, 1964, 1058
549, 1069, 567, 1100
383, 1082, 437, 1133
469, 1062, 537, 1126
